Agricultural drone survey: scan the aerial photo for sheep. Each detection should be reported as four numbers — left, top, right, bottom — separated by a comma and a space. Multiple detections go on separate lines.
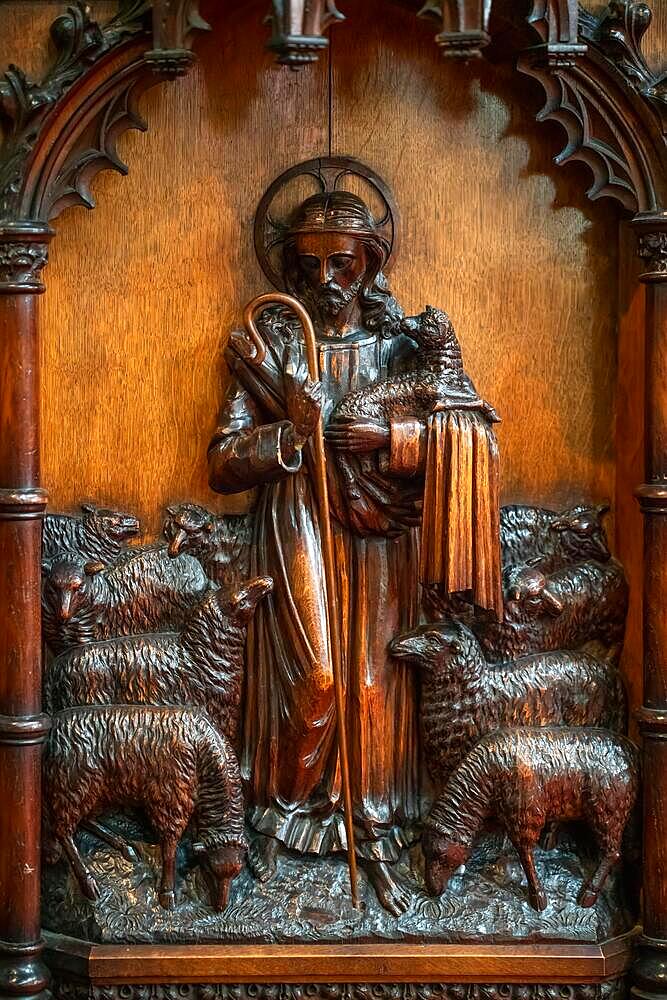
389, 619, 626, 791
475, 559, 628, 661
43, 504, 140, 568
45, 576, 274, 745
42, 545, 211, 655
421, 727, 639, 911
162, 503, 254, 585
499, 503, 611, 572
43, 705, 247, 911
331, 305, 498, 428
326, 306, 498, 528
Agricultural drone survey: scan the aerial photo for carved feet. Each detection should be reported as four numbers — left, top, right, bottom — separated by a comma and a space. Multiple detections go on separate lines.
248, 834, 280, 883
363, 860, 412, 917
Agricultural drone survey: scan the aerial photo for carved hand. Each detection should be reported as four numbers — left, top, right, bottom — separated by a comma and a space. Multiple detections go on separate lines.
283, 343, 323, 450
325, 417, 390, 453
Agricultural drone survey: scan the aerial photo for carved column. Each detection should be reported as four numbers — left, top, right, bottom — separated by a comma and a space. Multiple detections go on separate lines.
0, 222, 52, 1000
632, 213, 667, 1000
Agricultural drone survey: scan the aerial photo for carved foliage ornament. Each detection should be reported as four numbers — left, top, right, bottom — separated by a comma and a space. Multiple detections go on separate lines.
0, 1, 152, 221
593, 0, 667, 114
0, 0, 210, 226
1, 0, 667, 225
519, 0, 667, 214
50, 981, 627, 1000
637, 230, 667, 281
0, 241, 49, 289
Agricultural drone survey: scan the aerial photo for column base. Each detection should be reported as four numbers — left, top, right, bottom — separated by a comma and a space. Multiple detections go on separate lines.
632, 936, 667, 1000
0, 940, 51, 1000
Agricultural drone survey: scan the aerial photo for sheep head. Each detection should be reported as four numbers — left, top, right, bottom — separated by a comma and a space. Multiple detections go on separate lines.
422, 829, 469, 896
80, 503, 140, 544
504, 565, 563, 619
192, 840, 246, 911
42, 558, 104, 622
163, 503, 214, 558
550, 503, 611, 563
227, 576, 274, 623
400, 305, 455, 353
389, 620, 475, 672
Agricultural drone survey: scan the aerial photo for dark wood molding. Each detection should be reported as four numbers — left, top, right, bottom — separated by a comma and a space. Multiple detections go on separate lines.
49, 982, 629, 1000
0, 8, 206, 1000
44, 932, 636, 985
518, 3, 667, 214
0, 1, 665, 997
631, 212, 667, 1000
0, 221, 52, 1000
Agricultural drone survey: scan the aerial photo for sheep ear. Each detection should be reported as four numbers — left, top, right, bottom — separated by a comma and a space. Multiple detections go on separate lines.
80, 503, 95, 514
165, 505, 177, 517
597, 502, 611, 517
84, 560, 105, 576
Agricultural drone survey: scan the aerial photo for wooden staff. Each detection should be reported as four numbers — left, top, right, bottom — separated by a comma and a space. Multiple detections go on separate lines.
243, 292, 360, 908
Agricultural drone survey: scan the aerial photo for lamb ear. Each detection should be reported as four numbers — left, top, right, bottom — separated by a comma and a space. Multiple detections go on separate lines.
165, 505, 177, 517
597, 502, 611, 517
80, 503, 95, 514
84, 560, 106, 576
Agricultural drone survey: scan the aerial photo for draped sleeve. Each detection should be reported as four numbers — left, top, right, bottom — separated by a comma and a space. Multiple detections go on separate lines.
388, 417, 427, 477
208, 379, 302, 495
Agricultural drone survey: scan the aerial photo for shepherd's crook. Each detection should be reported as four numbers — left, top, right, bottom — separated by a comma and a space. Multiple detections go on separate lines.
243, 292, 361, 909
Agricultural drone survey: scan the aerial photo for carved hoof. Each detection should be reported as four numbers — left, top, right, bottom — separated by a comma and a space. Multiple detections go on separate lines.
528, 888, 547, 912
578, 886, 599, 908
82, 875, 101, 901
159, 889, 176, 910
121, 843, 139, 863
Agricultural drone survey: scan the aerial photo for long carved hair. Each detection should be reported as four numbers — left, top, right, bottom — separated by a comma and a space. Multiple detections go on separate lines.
282, 191, 404, 339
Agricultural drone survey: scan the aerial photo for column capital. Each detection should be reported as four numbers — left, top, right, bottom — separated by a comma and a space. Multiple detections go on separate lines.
633, 212, 667, 283
0, 223, 54, 295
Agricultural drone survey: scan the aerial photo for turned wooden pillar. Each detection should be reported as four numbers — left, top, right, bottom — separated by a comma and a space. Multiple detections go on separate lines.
0, 222, 52, 1000
633, 212, 667, 1000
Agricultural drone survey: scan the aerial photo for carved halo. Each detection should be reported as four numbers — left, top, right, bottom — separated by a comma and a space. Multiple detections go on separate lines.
253, 156, 399, 290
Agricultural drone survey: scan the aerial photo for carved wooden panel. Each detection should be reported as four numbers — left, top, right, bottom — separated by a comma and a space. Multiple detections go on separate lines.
1, 0, 665, 993
32, 0, 619, 530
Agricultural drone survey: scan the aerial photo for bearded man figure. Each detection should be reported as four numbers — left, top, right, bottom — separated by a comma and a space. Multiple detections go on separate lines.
208, 189, 487, 914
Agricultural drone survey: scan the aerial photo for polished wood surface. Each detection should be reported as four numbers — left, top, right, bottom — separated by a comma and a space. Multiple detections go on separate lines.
0, 236, 50, 1000
44, 930, 636, 984
0, 0, 665, 989
0, 0, 619, 534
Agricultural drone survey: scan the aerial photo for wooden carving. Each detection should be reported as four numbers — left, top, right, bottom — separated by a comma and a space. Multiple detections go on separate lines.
389, 620, 626, 791
519, 0, 667, 212
0, 1, 662, 998
422, 728, 639, 911
44, 705, 247, 909
266, 0, 345, 67
45, 576, 273, 743
34, 161, 640, 950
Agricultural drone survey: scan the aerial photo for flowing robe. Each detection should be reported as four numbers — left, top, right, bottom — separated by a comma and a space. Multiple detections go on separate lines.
208, 321, 426, 862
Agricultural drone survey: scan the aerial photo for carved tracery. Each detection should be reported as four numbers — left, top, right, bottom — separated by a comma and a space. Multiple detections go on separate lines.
0, 2, 666, 1000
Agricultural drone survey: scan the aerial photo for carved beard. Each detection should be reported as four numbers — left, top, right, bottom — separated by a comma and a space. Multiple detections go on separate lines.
301, 273, 365, 322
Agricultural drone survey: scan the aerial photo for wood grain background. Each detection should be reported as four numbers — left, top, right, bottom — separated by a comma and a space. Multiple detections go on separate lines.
1, 0, 663, 713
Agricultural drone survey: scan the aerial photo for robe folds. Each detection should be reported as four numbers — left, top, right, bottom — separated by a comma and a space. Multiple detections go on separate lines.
208, 321, 424, 861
